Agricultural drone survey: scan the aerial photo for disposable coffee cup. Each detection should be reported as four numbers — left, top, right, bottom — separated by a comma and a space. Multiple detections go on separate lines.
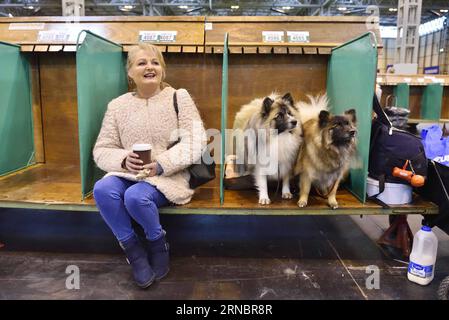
132, 143, 152, 165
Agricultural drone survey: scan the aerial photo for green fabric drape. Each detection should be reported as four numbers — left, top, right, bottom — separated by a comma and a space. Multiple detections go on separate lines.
394, 83, 410, 109
421, 83, 443, 120
0, 41, 34, 176
76, 31, 127, 199
327, 33, 378, 203
220, 33, 229, 205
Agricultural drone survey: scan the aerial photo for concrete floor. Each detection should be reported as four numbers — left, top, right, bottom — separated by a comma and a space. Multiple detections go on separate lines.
1, 208, 448, 300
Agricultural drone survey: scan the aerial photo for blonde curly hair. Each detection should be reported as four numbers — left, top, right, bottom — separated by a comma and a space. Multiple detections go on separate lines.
126, 43, 170, 90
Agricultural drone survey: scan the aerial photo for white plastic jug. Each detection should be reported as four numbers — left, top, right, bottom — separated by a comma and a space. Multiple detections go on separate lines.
407, 225, 438, 285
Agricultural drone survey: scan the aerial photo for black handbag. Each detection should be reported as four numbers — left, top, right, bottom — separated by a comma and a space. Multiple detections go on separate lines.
171, 91, 215, 189
369, 95, 428, 199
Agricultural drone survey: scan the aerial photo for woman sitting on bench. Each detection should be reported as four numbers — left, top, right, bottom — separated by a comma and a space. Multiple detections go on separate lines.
92, 43, 206, 288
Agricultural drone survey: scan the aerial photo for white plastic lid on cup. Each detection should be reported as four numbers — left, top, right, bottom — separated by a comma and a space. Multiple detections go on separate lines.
132, 143, 152, 151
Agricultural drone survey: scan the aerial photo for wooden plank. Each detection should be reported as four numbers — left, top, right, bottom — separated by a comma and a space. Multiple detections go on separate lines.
318, 47, 332, 55
20, 45, 34, 52
303, 47, 318, 54
0, 16, 205, 23
0, 19, 205, 46
0, 163, 437, 215
213, 46, 224, 54
49, 45, 63, 52
408, 118, 449, 124
205, 46, 213, 54
182, 46, 197, 53
157, 45, 167, 53
205, 16, 372, 23
34, 45, 48, 52
288, 47, 303, 54
167, 46, 182, 53
196, 46, 204, 53
273, 47, 287, 54
205, 18, 381, 47
243, 46, 257, 54
123, 45, 133, 52
63, 45, 76, 52
229, 47, 242, 54
29, 56, 45, 163
377, 74, 449, 86
258, 46, 272, 54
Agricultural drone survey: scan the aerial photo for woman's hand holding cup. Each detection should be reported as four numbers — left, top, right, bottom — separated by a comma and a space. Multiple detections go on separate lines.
125, 152, 144, 173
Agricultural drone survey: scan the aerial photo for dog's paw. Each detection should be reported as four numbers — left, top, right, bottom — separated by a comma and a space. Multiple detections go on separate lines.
259, 197, 271, 205
328, 199, 339, 210
282, 192, 293, 199
297, 199, 308, 208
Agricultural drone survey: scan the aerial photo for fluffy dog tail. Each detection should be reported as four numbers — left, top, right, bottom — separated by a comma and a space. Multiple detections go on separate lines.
297, 94, 329, 124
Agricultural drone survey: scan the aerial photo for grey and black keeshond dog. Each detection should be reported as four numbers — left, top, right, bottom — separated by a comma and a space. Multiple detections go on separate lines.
233, 92, 303, 205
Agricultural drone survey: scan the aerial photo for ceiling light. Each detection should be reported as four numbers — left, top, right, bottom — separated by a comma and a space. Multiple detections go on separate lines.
271, 8, 287, 15
389, 8, 398, 12
282, 6, 292, 10
119, 5, 135, 11
440, 9, 449, 13
231, 5, 239, 10
178, 5, 188, 9
337, 7, 347, 11
23, 5, 34, 10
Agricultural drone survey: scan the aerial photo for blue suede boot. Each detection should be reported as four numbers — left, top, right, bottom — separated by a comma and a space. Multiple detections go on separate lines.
147, 230, 170, 280
120, 234, 155, 288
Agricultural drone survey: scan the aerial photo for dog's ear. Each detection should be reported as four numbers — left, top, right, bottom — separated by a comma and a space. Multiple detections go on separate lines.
319, 110, 330, 128
282, 93, 294, 106
262, 97, 274, 118
345, 109, 357, 124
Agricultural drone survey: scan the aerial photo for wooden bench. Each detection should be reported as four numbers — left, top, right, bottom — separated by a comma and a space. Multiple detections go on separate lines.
0, 16, 439, 258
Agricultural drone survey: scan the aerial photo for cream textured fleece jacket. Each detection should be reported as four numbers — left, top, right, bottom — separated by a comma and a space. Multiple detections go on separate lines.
93, 86, 207, 205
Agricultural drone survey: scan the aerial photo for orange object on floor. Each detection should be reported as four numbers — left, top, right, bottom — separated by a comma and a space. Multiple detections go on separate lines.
378, 215, 414, 258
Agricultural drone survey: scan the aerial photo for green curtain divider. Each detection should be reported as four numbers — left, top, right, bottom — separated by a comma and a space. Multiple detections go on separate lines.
76, 30, 128, 199
421, 83, 443, 120
393, 83, 410, 109
220, 33, 229, 205
326, 33, 378, 203
0, 41, 34, 177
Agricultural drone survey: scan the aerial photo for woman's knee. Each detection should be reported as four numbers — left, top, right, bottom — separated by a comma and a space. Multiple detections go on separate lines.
93, 176, 124, 201
124, 184, 155, 209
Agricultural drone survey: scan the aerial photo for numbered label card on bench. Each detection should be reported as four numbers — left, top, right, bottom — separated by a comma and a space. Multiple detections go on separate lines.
262, 31, 284, 43
37, 30, 71, 42
139, 31, 177, 43
287, 31, 310, 43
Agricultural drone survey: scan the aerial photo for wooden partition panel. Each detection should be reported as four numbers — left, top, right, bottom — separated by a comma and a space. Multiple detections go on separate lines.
39, 53, 80, 167
227, 54, 328, 127
164, 54, 223, 131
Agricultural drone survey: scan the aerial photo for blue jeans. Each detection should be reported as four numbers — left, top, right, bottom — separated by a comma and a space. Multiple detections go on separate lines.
93, 176, 169, 242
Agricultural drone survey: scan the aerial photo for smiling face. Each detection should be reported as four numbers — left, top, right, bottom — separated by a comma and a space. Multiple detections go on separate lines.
127, 45, 166, 92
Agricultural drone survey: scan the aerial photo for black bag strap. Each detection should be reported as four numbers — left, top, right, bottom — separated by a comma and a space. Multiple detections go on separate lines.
173, 91, 179, 116
367, 174, 390, 208
372, 95, 392, 128
168, 91, 180, 149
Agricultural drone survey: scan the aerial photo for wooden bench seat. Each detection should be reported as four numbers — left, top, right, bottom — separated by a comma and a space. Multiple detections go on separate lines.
0, 163, 438, 216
